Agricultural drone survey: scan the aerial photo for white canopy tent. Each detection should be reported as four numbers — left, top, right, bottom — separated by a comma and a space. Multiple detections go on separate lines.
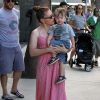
51, 0, 91, 6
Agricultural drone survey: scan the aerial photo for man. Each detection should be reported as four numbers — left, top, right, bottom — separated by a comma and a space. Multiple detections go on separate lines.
87, 8, 100, 67
59, 1, 69, 13
0, 0, 25, 100
59, 1, 69, 22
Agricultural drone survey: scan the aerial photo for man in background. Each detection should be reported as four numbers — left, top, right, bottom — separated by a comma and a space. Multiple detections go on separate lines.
0, 0, 25, 100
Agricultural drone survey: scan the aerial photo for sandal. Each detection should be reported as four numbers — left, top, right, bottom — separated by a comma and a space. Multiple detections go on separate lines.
11, 90, 24, 98
2, 94, 14, 100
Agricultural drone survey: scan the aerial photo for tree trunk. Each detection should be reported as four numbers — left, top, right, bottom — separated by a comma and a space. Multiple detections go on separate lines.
21, 0, 51, 79
34, 0, 51, 7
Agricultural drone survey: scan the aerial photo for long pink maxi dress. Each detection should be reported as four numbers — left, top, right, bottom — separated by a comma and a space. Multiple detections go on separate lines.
36, 34, 67, 100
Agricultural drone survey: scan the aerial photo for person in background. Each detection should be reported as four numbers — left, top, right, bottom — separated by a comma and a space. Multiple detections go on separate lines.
59, 1, 69, 23
0, 0, 25, 100
47, 7, 75, 84
85, 7, 93, 19
29, 6, 68, 100
87, 8, 100, 66
68, 4, 90, 67
68, 5, 75, 19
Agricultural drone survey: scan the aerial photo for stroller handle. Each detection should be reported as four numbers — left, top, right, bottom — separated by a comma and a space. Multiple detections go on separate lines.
77, 29, 91, 34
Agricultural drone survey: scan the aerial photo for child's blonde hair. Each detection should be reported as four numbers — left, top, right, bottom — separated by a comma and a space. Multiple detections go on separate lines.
54, 7, 66, 17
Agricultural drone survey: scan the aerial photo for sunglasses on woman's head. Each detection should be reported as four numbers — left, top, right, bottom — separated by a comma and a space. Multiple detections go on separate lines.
4, 0, 15, 3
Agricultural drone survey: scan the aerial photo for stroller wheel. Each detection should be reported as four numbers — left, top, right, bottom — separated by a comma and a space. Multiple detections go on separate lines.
69, 59, 73, 68
85, 64, 92, 72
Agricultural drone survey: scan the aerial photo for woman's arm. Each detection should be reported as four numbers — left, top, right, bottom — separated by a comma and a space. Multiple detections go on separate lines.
29, 29, 56, 57
85, 23, 92, 32
68, 24, 75, 50
68, 19, 75, 28
70, 37, 75, 50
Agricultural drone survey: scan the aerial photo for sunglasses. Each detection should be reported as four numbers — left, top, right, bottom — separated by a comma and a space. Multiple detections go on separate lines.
4, 0, 15, 3
44, 15, 54, 19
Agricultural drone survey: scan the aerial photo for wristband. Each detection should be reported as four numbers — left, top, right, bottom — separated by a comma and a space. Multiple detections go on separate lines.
46, 48, 52, 52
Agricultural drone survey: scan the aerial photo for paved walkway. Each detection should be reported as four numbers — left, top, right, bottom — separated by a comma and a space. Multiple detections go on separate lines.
0, 44, 100, 100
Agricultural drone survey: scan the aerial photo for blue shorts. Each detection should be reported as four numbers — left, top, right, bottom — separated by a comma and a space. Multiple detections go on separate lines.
50, 39, 69, 63
0, 45, 25, 74
50, 39, 70, 48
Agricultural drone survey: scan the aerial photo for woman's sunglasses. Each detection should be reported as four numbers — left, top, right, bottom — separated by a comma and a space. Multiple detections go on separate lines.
43, 15, 54, 19
4, 0, 15, 3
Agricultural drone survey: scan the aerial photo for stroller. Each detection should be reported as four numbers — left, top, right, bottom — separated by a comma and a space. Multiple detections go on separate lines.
70, 33, 94, 72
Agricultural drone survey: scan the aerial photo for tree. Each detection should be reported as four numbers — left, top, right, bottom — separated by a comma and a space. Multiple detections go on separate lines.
95, 0, 100, 9
20, 0, 51, 78
34, 0, 51, 7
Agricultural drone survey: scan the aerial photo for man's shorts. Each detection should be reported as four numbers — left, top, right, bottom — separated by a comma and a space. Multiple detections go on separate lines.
0, 45, 25, 74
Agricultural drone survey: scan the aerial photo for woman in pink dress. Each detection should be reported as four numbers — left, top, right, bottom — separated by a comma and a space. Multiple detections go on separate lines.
29, 6, 69, 100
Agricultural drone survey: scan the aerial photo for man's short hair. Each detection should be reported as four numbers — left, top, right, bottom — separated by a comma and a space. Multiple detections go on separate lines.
59, 1, 68, 7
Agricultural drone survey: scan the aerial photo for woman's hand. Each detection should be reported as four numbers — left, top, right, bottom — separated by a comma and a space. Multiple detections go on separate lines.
46, 46, 58, 54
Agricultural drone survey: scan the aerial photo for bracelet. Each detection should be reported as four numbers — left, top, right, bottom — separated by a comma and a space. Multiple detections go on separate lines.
46, 48, 52, 52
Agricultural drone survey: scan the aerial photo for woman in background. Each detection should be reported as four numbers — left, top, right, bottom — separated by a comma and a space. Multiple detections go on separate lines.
69, 4, 89, 67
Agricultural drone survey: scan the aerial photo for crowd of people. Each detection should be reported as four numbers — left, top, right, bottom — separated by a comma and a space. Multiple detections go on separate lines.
0, 0, 100, 100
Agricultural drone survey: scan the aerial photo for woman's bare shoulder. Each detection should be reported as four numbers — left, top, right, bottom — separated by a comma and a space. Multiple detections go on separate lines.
31, 27, 39, 37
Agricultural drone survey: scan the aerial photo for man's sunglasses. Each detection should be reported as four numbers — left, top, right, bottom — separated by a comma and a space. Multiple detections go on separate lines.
43, 15, 54, 19
4, 0, 15, 3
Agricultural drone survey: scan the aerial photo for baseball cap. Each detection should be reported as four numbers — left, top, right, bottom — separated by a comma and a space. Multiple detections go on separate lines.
59, 1, 69, 7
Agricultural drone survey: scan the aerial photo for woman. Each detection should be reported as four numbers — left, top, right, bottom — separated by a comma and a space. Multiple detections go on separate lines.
69, 4, 89, 67
70, 4, 86, 34
29, 6, 69, 100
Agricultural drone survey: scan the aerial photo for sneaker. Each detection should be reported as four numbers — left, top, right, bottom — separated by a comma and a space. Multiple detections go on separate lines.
2, 94, 14, 100
68, 60, 71, 65
76, 63, 82, 67
56, 76, 66, 84
48, 57, 59, 65
68, 59, 73, 65
94, 61, 98, 66
11, 90, 24, 98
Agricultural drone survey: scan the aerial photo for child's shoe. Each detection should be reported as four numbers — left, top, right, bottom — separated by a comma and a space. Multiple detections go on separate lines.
48, 57, 59, 65
56, 76, 66, 84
